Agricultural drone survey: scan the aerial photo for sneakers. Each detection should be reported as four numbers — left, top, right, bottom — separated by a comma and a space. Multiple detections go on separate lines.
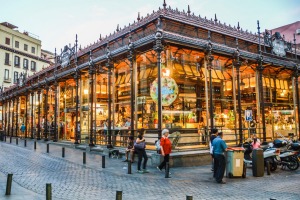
217, 180, 226, 184
122, 159, 128, 162
137, 170, 144, 174
143, 169, 149, 173
157, 166, 162, 172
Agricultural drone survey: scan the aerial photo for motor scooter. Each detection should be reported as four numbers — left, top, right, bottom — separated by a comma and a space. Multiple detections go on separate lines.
243, 142, 279, 171
272, 139, 299, 170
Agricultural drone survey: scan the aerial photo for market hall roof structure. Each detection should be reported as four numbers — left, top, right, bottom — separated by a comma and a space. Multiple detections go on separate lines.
1, 1, 299, 98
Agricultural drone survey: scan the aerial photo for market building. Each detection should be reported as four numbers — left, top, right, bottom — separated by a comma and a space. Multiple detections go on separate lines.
0, 2, 299, 151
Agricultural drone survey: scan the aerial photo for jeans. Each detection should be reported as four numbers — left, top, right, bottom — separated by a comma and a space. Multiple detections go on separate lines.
158, 154, 170, 170
213, 154, 226, 182
136, 148, 148, 170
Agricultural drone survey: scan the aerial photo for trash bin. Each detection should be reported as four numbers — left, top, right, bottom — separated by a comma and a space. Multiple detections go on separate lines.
226, 147, 245, 178
252, 148, 264, 177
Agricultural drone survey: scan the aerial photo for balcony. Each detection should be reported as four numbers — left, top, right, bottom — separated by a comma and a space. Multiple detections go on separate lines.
3, 78, 11, 83
4, 60, 11, 66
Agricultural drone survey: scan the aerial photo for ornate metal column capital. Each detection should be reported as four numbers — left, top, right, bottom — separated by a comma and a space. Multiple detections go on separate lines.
154, 17, 163, 53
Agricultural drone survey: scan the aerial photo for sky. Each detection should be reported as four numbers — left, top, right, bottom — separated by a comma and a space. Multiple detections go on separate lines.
1, 0, 299, 52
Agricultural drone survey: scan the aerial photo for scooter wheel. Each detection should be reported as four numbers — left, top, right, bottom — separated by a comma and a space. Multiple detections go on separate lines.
287, 157, 299, 171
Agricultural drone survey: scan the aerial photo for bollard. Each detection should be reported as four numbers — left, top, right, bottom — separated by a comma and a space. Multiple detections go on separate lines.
266, 161, 271, 175
83, 152, 86, 164
128, 160, 131, 174
165, 162, 170, 178
116, 191, 122, 200
46, 183, 52, 200
102, 155, 105, 168
10, 136, 12, 143
34, 141, 37, 150
5, 174, 13, 195
47, 143, 49, 153
186, 196, 193, 200
24, 139, 27, 147
62, 147, 65, 158
16, 138, 18, 145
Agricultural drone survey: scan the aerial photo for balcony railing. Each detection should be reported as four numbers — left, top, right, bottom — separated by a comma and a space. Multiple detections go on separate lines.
3, 78, 11, 83
4, 60, 11, 66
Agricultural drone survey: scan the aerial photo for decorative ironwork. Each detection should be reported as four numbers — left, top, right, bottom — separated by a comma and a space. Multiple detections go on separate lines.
264, 30, 292, 56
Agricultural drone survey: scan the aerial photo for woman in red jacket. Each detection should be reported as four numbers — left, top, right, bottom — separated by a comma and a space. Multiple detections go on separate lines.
157, 129, 172, 172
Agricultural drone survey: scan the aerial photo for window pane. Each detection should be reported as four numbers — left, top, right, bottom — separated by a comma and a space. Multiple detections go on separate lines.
31, 47, 35, 54
5, 38, 10, 45
24, 44, 28, 51
15, 41, 19, 48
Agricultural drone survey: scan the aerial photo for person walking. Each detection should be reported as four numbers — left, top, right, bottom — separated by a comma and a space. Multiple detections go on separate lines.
157, 129, 172, 174
20, 123, 26, 137
134, 130, 148, 173
212, 131, 227, 184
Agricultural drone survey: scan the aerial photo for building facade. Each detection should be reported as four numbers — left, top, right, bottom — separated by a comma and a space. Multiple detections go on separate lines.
1, 3, 299, 150
0, 22, 52, 88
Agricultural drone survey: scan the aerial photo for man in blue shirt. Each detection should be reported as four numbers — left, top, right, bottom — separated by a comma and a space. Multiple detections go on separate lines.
212, 131, 227, 184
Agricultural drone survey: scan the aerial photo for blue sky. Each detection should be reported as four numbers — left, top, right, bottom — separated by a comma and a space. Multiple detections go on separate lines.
1, 0, 299, 52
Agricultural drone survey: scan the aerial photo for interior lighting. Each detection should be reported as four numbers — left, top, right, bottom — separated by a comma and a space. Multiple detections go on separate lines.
84, 89, 88, 95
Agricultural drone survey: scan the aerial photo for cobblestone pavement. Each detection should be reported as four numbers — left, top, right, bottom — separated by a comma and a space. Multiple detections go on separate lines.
0, 138, 299, 200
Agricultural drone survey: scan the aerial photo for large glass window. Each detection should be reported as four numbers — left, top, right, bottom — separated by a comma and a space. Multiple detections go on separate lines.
14, 56, 20, 67
23, 59, 28, 69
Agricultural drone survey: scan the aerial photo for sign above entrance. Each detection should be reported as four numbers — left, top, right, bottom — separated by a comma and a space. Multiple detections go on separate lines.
150, 77, 179, 106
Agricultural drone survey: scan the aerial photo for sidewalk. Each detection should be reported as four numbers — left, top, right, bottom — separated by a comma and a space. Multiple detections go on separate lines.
0, 137, 299, 200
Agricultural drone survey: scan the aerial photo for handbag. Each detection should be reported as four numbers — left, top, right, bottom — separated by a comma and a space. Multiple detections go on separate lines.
134, 141, 145, 149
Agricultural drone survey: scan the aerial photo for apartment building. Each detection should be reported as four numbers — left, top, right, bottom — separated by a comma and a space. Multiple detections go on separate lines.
0, 22, 52, 88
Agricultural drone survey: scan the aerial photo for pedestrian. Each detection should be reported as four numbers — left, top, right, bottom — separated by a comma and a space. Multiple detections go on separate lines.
20, 123, 26, 137
134, 130, 149, 173
209, 129, 218, 171
212, 131, 228, 184
157, 129, 172, 174
122, 136, 135, 163
251, 136, 261, 149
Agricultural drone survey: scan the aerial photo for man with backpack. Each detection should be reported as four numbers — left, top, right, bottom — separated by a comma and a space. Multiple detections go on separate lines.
157, 129, 172, 173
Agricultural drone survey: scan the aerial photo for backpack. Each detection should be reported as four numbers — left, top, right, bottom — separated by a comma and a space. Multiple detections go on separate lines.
155, 139, 161, 152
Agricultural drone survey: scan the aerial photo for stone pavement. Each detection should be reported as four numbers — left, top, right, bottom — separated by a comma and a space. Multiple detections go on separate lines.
0, 138, 299, 200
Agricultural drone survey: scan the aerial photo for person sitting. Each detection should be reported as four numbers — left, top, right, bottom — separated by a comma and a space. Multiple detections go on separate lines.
123, 136, 135, 163
251, 136, 261, 149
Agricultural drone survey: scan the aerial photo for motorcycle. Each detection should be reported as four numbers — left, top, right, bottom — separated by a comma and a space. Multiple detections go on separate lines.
243, 142, 279, 172
271, 139, 299, 171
